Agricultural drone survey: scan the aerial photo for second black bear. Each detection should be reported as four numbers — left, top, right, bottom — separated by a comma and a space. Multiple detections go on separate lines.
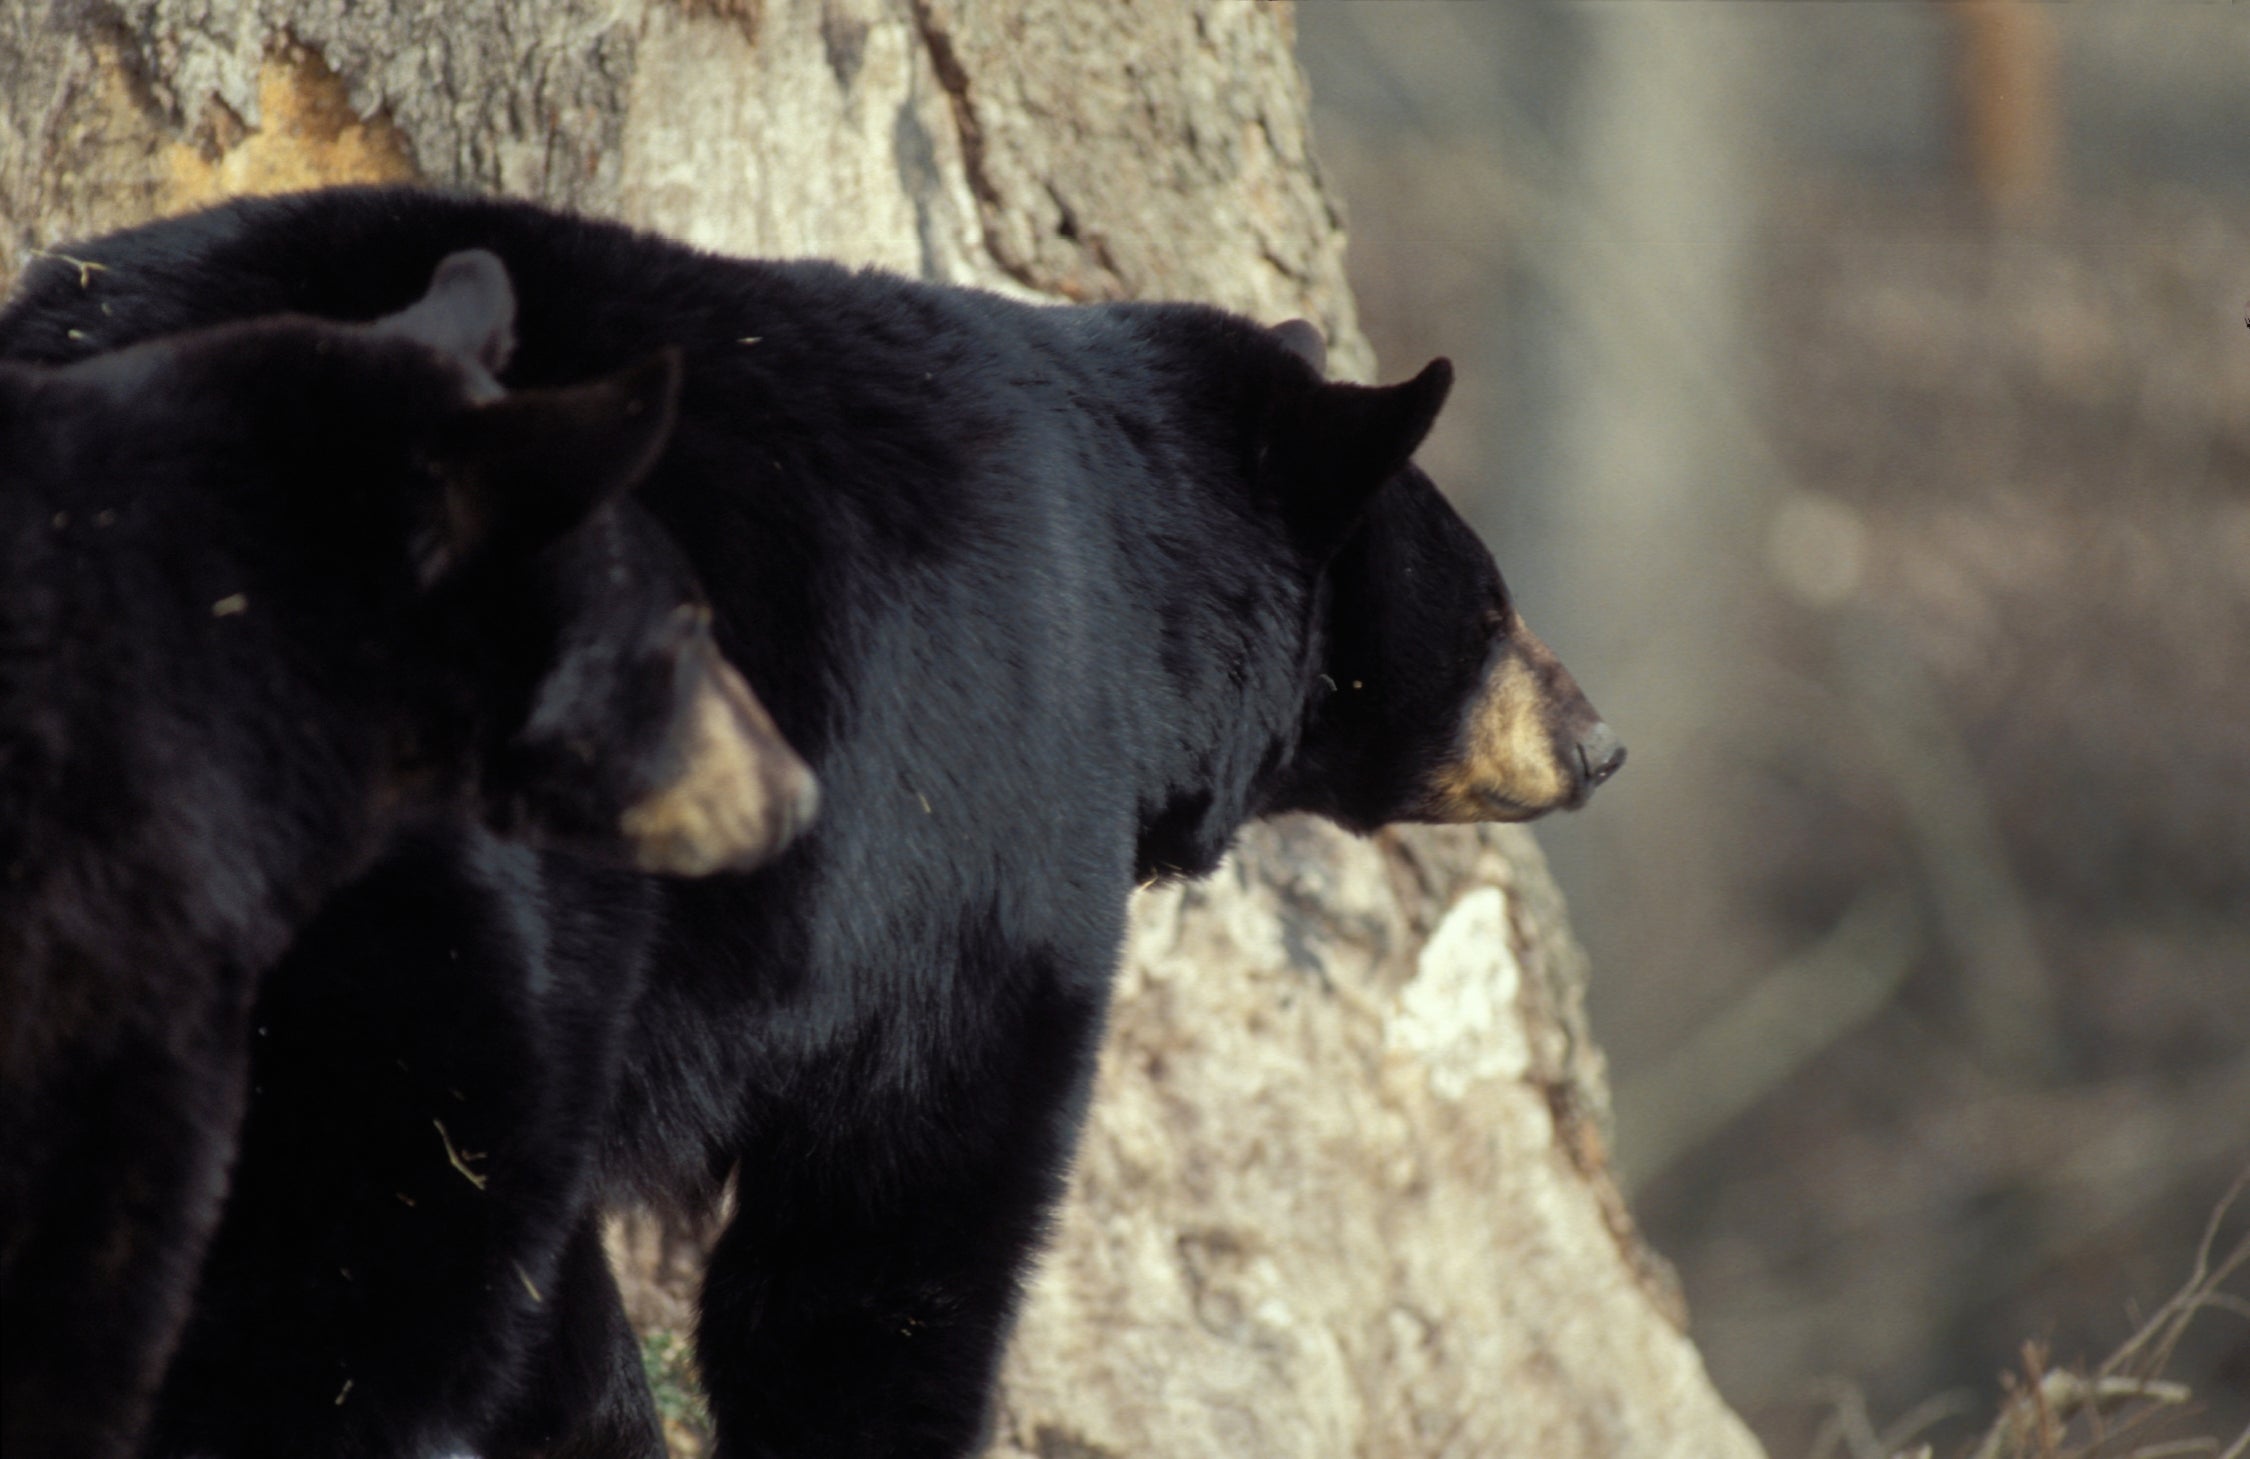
0, 251, 813, 1459
0, 189, 1621, 1459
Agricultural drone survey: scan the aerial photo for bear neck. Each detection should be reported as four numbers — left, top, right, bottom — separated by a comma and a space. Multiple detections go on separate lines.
1092, 339, 1322, 881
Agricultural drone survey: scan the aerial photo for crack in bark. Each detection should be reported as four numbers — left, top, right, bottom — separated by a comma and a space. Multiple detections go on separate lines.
1046, 180, 1121, 291
901, 0, 1045, 294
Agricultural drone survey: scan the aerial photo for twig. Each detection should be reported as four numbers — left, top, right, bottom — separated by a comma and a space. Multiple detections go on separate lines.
1965, 1371, 2192, 1459
433, 1119, 489, 1191
2104, 1168, 2249, 1384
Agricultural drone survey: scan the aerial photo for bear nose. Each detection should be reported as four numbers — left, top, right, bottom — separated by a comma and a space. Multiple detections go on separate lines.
1575, 721, 1625, 791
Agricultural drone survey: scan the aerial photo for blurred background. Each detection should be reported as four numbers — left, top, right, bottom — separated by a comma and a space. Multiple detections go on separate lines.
1294, 3, 2249, 1453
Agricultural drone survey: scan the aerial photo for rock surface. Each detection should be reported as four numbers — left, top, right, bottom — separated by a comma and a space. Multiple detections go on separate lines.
1, 4, 1763, 1454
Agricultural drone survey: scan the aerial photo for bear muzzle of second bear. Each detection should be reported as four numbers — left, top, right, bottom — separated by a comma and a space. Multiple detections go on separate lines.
620, 640, 821, 876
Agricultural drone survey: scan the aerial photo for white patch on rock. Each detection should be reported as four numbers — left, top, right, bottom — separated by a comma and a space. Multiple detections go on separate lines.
1388, 886, 1530, 1099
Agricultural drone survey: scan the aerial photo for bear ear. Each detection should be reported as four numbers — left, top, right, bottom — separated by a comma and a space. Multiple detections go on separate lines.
369, 249, 517, 397
1279, 357, 1453, 554
1272, 318, 1327, 375
415, 348, 683, 585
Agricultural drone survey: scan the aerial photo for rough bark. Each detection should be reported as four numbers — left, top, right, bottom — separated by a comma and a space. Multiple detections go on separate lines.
1, 3, 1763, 1455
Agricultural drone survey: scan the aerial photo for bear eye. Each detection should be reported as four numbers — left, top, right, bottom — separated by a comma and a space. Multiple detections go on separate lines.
1479, 604, 1508, 638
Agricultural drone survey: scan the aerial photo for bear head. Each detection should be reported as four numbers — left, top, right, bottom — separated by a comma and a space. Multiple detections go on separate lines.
1256, 322, 1624, 832
7, 251, 815, 878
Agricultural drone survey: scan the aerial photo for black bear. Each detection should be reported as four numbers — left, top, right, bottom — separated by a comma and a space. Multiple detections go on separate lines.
0, 249, 815, 1459
0, 188, 1621, 1459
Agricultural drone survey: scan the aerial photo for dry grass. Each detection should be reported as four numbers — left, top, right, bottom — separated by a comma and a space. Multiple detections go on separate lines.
1815, 1170, 2250, 1459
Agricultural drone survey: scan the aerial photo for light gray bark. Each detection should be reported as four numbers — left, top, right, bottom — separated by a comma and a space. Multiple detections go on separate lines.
1, 4, 1763, 1454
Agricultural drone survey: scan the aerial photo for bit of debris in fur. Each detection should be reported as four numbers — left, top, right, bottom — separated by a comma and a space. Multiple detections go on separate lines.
30, 250, 108, 289
433, 1119, 489, 1191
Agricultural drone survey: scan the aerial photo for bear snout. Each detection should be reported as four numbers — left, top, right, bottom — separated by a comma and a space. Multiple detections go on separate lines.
1410, 615, 1622, 823
622, 651, 819, 877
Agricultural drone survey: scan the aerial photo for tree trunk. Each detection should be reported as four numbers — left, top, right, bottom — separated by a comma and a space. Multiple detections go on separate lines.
0, 4, 1764, 1455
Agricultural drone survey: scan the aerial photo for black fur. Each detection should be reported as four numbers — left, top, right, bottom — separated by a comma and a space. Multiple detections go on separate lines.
0, 188, 1535, 1459
153, 836, 668, 1459
0, 256, 792, 1459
